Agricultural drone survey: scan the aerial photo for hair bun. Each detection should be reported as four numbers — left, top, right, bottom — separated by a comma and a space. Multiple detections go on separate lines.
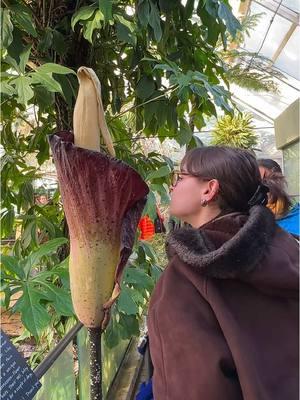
248, 184, 269, 207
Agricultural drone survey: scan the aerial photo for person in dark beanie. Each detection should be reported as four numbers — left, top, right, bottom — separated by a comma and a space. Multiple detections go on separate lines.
147, 147, 299, 400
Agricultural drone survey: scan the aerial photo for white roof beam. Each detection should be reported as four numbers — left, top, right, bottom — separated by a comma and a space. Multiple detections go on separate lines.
271, 22, 297, 63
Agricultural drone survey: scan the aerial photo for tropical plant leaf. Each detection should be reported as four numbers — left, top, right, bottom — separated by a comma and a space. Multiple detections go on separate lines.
71, 5, 98, 30
83, 10, 103, 43
136, 76, 156, 100
13, 76, 34, 104
37, 63, 76, 75
1, 9, 14, 48
218, 3, 241, 39
14, 285, 51, 338
31, 71, 63, 93
23, 238, 68, 277
33, 281, 74, 316
116, 15, 137, 46
118, 313, 140, 338
178, 118, 193, 146
1, 255, 24, 279
99, 0, 113, 21
18, 44, 32, 74
137, 0, 150, 26
146, 165, 170, 181
1, 208, 15, 239
117, 285, 139, 315
149, 1, 162, 42
124, 267, 154, 290
9, 4, 37, 37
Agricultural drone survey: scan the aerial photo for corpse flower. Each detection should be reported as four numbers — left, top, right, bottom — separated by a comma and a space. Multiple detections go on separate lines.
49, 67, 149, 329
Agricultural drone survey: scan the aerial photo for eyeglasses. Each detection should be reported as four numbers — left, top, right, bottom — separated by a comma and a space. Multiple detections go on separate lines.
170, 170, 211, 187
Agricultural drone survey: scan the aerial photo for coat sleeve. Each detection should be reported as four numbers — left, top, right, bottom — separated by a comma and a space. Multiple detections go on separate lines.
148, 266, 243, 400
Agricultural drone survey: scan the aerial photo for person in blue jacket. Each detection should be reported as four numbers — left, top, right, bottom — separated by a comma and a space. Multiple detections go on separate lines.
258, 158, 299, 238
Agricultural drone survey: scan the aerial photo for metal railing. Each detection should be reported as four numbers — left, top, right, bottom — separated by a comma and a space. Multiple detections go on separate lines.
34, 322, 83, 380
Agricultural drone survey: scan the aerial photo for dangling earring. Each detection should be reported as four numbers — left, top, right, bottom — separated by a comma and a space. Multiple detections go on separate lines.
201, 199, 208, 207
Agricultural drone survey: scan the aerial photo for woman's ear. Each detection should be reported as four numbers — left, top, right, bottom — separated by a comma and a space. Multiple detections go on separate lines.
204, 179, 220, 202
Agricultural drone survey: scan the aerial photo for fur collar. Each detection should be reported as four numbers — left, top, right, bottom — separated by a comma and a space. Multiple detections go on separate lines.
166, 206, 276, 279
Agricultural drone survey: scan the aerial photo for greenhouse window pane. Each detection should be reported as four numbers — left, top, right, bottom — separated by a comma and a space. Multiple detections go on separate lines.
275, 27, 300, 80
243, 3, 273, 53
244, 3, 293, 59
34, 343, 76, 400
274, 0, 300, 13
77, 327, 130, 400
259, 15, 292, 59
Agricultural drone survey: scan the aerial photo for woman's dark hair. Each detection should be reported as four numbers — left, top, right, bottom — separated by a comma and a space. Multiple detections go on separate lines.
257, 158, 282, 173
257, 158, 291, 216
181, 146, 266, 212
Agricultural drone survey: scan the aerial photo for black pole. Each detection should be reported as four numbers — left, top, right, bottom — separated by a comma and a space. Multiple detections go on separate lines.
34, 322, 83, 380
88, 327, 102, 400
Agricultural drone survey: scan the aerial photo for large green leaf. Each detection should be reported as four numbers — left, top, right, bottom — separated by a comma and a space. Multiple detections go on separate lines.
117, 285, 138, 315
146, 165, 170, 181
218, 3, 241, 39
136, 76, 156, 100
83, 10, 103, 43
151, 264, 163, 282
37, 28, 53, 52
31, 71, 63, 93
9, 4, 37, 37
139, 241, 158, 263
52, 30, 66, 56
13, 76, 34, 104
104, 312, 121, 348
34, 281, 74, 316
118, 313, 140, 338
1, 208, 15, 239
1, 9, 13, 48
209, 84, 232, 112
14, 285, 51, 338
19, 44, 32, 74
0, 82, 16, 96
33, 86, 54, 112
138, 0, 150, 27
124, 267, 154, 290
71, 5, 98, 30
178, 118, 193, 146
37, 215, 56, 238
23, 238, 68, 276
197, 2, 220, 46
116, 15, 137, 46
99, 0, 113, 21
20, 181, 34, 209
142, 191, 157, 220
149, 1, 162, 41
37, 63, 76, 75
1, 255, 24, 279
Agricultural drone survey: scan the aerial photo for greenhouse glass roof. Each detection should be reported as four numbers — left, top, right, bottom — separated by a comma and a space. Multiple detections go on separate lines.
224, 0, 300, 163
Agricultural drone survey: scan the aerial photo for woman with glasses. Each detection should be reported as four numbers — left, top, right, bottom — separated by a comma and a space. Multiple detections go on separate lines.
147, 146, 298, 400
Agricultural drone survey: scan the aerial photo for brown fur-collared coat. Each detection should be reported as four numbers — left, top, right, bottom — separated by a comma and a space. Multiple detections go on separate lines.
148, 206, 299, 400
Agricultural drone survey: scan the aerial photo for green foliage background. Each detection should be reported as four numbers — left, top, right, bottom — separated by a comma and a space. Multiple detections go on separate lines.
1, 0, 243, 354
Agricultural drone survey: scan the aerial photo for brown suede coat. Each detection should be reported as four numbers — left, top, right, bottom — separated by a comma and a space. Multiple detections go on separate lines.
148, 206, 299, 400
